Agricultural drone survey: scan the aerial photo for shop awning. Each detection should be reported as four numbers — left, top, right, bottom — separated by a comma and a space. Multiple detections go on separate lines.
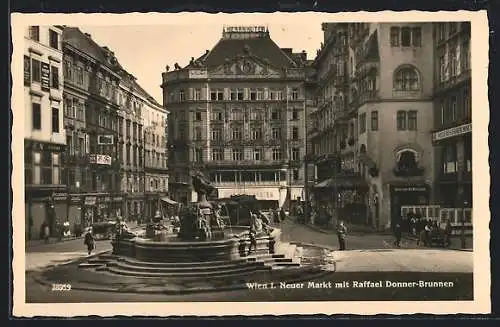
160, 197, 178, 205
314, 177, 368, 190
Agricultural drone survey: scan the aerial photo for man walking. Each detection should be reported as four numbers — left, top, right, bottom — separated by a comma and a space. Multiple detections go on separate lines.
84, 227, 95, 255
393, 222, 402, 247
336, 220, 347, 251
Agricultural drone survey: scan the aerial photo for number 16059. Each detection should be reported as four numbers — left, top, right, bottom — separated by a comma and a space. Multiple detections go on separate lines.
52, 284, 71, 291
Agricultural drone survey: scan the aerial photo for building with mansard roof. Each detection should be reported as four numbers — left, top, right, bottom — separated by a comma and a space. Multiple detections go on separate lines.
162, 26, 314, 209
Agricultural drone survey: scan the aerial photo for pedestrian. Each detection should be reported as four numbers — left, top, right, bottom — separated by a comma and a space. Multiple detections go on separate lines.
43, 222, 50, 244
84, 227, 95, 255
393, 222, 402, 247
279, 207, 286, 222
336, 220, 347, 251
444, 219, 452, 247
248, 225, 257, 254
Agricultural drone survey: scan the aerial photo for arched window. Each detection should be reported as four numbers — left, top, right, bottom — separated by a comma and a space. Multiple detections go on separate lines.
393, 66, 420, 91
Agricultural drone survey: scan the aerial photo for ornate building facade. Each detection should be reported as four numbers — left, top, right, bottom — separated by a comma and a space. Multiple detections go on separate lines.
431, 22, 471, 209
163, 26, 312, 208
24, 25, 66, 240
141, 90, 169, 219
311, 23, 436, 229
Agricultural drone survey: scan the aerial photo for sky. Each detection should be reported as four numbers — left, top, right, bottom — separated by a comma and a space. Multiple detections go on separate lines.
76, 23, 325, 103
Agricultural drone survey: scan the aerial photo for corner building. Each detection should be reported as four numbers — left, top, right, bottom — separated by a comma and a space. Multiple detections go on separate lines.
163, 26, 311, 208
311, 23, 436, 229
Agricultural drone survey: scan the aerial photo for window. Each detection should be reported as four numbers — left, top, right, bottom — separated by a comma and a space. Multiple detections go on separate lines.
49, 30, 59, 50
412, 27, 422, 46
211, 128, 222, 141
31, 59, 41, 83
401, 27, 411, 47
390, 27, 400, 46
439, 54, 446, 82
292, 127, 299, 140
443, 144, 457, 174
32, 103, 41, 130
251, 127, 262, 140
41, 152, 53, 184
50, 66, 59, 89
250, 89, 257, 100
232, 126, 242, 140
237, 89, 244, 101
195, 112, 202, 121
272, 148, 281, 161
194, 148, 203, 162
394, 67, 419, 91
407, 110, 417, 131
359, 113, 367, 134
271, 110, 280, 120
449, 22, 456, 35
194, 127, 202, 140
179, 90, 185, 102
293, 169, 299, 181
211, 89, 224, 101
212, 148, 223, 161
232, 148, 243, 161
464, 90, 471, 120
396, 111, 407, 130
438, 23, 446, 41
51, 108, 59, 133
292, 110, 299, 120
52, 153, 60, 184
256, 89, 264, 100
29, 26, 39, 41
230, 89, 237, 101
371, 111, 379, 131
194, 89, 201, 101
291, 148, 300, 161
32, 151, 41, 184
253, 148, 262, 161
462, 39, 470, 71
291, 88, 299, 100
211, 111, 223, 121
272, 127, 281, 140
450, 43, 458, 77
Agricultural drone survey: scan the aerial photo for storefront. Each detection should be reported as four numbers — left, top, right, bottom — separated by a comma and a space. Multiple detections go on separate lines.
389, 183, 430, 227
83, 195, 97, 227
218, 187, 282, 209
67, 194, 83, 228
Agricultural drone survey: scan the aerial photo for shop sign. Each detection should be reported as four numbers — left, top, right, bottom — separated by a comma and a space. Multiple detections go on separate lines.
104, 196, 112, 203
41, 62, 50, 92
432, 123, 472, 142
24, 56, 31, 86
52, 192, 68, 201
393, 186, 427, 192
69, 196, 81, 203
84, 196, 97, 206
112, 196, 123, 202
88, 154, 112, 165
218, 188, 279, 200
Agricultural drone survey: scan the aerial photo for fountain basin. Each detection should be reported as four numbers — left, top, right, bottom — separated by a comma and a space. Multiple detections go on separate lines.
112, 226, 281, 263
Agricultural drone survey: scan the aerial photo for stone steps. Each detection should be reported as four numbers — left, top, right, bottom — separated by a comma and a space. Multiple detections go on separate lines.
105, 262, 272, 278
116, 256, 251, 268
107, 259, 266, 274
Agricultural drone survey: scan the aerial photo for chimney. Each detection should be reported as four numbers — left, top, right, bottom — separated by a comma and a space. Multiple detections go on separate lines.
84, 33, 91, 39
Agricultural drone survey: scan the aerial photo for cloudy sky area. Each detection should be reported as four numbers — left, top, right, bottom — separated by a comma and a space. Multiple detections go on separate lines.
77, 23, 325, 103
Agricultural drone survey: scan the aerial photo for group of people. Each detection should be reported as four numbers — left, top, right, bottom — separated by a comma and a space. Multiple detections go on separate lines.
393, 215, 453, 248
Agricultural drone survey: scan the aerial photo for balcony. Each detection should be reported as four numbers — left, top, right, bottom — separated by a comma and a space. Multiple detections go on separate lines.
205, 159, 286, 168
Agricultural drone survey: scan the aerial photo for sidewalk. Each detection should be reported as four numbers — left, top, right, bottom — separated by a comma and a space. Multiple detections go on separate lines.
288, 215, 391, 236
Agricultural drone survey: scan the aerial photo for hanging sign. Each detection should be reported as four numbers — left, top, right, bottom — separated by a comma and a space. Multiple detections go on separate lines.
41, 62, 50, 91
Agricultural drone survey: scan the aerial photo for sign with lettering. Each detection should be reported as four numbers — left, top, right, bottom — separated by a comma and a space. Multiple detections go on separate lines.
393, 186, 427, 192
24, 56, 31, 86
112, 196, 123, 202
218, 188, 279, 200
432, 123, 472, 142
69, 196, 81, 203
188, 70, 208, 79
226, 26, 266, 33
84, 196, 97, 206
52, 192, 68, 201
88, 154, 112, 165
97, 134, 114, 145
41, 62, 50, 91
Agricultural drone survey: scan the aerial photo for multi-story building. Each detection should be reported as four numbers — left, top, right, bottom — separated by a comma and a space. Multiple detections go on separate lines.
24, 25, 66, 240
431, 22, 471, 209
141, 90, 169, 218
311, 23, 436, 229
162, 26, 312, 209
116, 72, 149, 221
62, 28, 124, 227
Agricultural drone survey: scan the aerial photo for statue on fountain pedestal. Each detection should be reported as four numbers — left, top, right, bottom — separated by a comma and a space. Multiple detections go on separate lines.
178, 171, 225, 241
